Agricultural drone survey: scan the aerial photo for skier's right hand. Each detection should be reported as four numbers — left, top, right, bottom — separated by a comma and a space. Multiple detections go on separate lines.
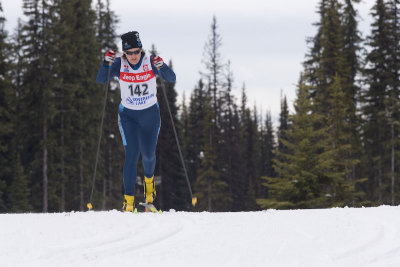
104, 49, 116, 64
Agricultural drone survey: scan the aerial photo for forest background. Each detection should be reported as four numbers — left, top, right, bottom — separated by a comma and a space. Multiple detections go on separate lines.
1, 0, 399, 212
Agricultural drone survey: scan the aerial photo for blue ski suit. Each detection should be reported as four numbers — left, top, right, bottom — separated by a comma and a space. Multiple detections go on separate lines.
96, 54, 176, 196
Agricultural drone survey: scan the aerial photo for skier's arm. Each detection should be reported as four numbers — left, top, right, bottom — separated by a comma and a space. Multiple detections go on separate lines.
150, 55, 176, 83
96, 57, 121, 84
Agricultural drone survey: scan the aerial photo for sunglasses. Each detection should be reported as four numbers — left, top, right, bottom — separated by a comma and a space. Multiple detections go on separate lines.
125, 49, 141, 55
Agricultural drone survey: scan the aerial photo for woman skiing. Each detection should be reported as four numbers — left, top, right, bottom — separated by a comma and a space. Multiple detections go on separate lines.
96, 31, 176, 212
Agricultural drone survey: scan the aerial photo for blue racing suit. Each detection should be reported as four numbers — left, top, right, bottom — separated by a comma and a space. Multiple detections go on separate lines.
96, 54, 176, 196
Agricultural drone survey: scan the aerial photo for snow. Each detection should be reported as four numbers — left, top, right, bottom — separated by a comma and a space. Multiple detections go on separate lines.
1, 206, 400, 267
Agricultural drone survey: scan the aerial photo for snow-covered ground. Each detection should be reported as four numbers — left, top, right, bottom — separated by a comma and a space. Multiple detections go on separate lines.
1, 206, 400, 267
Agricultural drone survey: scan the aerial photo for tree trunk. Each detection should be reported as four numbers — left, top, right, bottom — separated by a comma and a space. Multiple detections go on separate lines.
102, 173, 106, 210
43, 113, 48, 213
80, 143, 84, 211
378, 129, 382, 203
108, 136, 113, 205
391, 122, 395, 205
208, 182, 212, 212
61, 111, 65, 212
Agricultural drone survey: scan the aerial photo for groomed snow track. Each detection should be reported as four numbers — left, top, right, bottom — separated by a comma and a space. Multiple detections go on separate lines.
1, 206, 400, 267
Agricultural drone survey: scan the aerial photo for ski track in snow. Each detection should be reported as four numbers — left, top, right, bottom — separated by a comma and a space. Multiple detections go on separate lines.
1, 206, 400, 267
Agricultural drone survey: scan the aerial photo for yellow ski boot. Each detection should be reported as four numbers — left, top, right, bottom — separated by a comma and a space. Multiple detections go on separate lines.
122, 195, 136, 212
144, 176, 156, 203
143, 176, 156, 212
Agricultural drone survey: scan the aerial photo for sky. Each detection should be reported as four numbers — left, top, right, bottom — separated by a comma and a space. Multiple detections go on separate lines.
3, 0, 374, 122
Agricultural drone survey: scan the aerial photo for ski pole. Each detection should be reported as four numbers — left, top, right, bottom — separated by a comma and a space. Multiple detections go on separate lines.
158, 69, 197, 207
87, 61, 112, 211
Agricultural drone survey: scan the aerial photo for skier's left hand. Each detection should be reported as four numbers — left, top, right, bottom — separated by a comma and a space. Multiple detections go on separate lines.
152, 56, 164, 69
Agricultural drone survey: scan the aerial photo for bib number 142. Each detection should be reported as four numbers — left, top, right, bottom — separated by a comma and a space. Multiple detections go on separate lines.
129, 84, 148, 96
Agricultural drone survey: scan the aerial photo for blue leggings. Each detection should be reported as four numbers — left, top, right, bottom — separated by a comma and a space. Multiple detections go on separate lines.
118, 103, 161, 196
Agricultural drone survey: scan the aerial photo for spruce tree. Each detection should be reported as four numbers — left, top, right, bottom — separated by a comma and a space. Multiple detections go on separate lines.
258, 110, 276, 199
386, 0, 400, 205
50, 0, 102, 211
154, 57, 187, 211
202, 15, 223, 117
258, 77, 331, 209
95, 0, 122, 210
361, 0, 399, 204
19, 0, 58, 212
0, 2, 13, 211
195, 101, 232, 211
7, 154, 32, 212
185, 79, 208, 205
240, 86, 258, 210
301, 0, 361, 205
361, 0, 386, 202
325, 74, 360, 204
341, 0, 363, 183
277, 95, 290, 160
218, 62, 246, 211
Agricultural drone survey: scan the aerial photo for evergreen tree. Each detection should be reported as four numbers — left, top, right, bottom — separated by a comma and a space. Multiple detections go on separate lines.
218, 61, 246, 211
202, 15, 223, 116
181, 91, 189, 164
341, 0, 363, 183
240, 86, 258, 210
6, 19, 33, 212
301, 0, 361, 205
361, 0, 399, 204
195, 101, 232, 211
258, 110, 276, 199
95, 0, 122, 210
48, 0, 102, 211
193, 15, 235, 211
7, 154, 32, 212
0, 2, 13, 211
19, 0, 58, 212
258, 77, 332, 209
152, 52, 186, 210
277, 95, 290, 159
185, 79, 208, 205
325, 74, 360, 203
385, 0, 400, 205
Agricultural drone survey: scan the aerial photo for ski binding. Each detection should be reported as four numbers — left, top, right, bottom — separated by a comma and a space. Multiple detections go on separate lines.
139, 202, 162, 213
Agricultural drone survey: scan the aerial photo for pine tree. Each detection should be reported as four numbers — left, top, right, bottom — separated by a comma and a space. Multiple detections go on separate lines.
0, 2, 13, 211
151, 48, 186, 210
240, 86, 258, 210
193, 16, 235, 211
181, 91, 189, 162
386, 0, 400, 205
341, 0, 363, 183
325, 74, 360, 204
4, 19, 34, 213
258, 110, 276, 199
19, 0, 58, 212
202, 17, 226, 197
258, 77, 331, 209
362, 0, 388, 203
361, 0, 400, 204
49, 0, 102, 211
277, 95, 290, 160
7, 154, 32, 212
301, 0, 361, 205
95, 0, 122, 210
202, 15, 223, 117
218, 61, 246, 211
186, 79, 208, 193
195, 102, 232, 211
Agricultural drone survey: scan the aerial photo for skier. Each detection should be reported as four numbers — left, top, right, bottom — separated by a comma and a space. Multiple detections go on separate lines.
96, 31, 176, 212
